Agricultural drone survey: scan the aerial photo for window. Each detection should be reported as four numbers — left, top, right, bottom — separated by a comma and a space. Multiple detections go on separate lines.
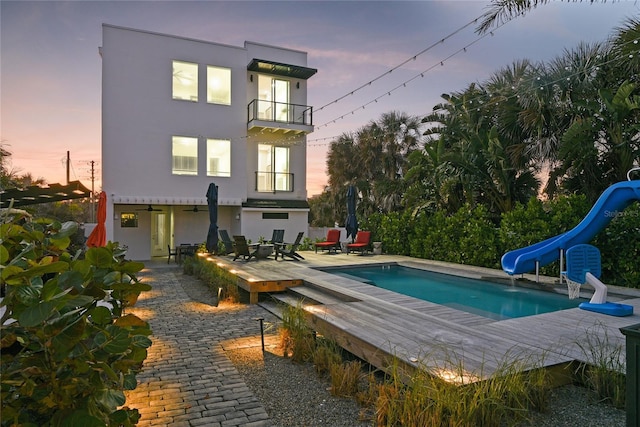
207, 66, 231, 105
207, 139, 231, 177
120, 213, 138, 228
257, 144, 290, 192
263, 212, 289, 220
172, 60, 198, 101
257, 75, 290, 122
172, 136, 198, 175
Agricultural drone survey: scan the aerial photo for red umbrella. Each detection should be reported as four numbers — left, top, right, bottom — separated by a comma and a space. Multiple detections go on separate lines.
86, 191, 107, 247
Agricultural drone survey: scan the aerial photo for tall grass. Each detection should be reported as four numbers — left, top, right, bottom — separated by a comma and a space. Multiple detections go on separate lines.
313, 338, 343, 376
330, 360, 362, 397
374, 351, 551, 427
280, 302, 315, 362
575, 322, 626, 408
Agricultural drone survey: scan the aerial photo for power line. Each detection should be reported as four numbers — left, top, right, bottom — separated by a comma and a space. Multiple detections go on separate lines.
315, 21, 510, 130
314, 15, 483, 113
305, 38, 640, 148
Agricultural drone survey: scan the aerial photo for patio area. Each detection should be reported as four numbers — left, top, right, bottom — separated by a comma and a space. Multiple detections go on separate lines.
201, 250, 640, 381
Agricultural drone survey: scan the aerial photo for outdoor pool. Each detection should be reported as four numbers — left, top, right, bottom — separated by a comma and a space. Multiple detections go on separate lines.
316, 264, 583, 320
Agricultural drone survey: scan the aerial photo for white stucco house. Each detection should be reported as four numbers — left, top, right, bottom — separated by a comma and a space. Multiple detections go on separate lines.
100, 24, 316, 260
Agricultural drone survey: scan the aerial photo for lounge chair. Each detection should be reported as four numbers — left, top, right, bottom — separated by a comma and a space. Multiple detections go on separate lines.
346, 231, 371, 255
232, 235, 260, 261
314, 229, 341, 254
275, 232, 305, 261
218, 230, 234, 255
268, 229, 285, 245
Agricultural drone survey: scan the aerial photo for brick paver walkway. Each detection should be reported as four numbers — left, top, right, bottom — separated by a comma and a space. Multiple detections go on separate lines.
125, 262, 279, 426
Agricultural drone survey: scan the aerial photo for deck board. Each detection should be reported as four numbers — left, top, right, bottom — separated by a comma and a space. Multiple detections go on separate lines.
206, 252, 640, 379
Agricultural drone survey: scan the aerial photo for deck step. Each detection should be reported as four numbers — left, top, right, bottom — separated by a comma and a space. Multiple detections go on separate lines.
288, 285, 351, 305
258, 299, 285, 318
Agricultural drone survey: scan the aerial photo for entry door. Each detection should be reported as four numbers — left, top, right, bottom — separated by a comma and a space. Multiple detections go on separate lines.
151, 211, 169, 257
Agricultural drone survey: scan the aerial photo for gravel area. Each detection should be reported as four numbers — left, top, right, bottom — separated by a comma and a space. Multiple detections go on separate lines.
226, 346, 370, 426
226, 342, 626, 427
180, 270, 626, 427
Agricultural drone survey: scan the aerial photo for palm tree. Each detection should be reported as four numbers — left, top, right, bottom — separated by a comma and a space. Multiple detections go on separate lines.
476, 0, 602, 35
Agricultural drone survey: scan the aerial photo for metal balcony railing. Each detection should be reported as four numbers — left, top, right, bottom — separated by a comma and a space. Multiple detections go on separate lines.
248, 99, 313, 126
255, 171, 294, 193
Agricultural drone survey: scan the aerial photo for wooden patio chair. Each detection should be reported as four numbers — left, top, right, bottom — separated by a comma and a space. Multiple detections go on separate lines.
268, 229, 285, 245
232, 235, 260, 261
218, 229, 234, 255
275, 232, 305, 261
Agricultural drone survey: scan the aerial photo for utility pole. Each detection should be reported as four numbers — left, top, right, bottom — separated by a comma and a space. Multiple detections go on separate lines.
66, 151, 70, 184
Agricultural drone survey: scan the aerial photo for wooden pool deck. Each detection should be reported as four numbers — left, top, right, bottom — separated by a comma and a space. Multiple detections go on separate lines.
202, 252, 640, 380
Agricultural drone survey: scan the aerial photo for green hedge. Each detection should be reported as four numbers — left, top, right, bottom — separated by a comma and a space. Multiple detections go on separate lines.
360, 196, 639, 289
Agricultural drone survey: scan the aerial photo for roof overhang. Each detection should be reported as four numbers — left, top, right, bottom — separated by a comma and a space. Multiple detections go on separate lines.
247, 59, 317, 80
0, 181, 92, 208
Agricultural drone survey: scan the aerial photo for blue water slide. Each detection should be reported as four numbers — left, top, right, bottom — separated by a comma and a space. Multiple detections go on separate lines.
501, 179, 640, 275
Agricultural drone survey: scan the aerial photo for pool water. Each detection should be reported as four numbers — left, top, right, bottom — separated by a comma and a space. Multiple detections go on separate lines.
320, 265, 582, 320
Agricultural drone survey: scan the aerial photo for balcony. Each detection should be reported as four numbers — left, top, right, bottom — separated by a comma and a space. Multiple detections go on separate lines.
248, 99, 313, 135
255, 171, 294, 193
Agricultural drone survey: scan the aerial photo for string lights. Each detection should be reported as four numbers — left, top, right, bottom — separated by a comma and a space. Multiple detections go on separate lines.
227, 19, 638, 151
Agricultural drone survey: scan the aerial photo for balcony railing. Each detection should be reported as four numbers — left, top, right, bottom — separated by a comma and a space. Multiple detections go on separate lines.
255, 171, 294, 193
248, 99, 313, 127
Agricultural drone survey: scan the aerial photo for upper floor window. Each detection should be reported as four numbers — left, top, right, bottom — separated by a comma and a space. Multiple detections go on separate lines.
257, 144, 291, 192
207, 139, 231, 177
172, 61, 198, 101
207, 66, 231, 105
172, 136, 198, 175
257, 75, 290, 122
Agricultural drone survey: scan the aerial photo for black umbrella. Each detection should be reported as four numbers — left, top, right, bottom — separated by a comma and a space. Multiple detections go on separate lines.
345, 185, 359, 242
206, 183, 219, 253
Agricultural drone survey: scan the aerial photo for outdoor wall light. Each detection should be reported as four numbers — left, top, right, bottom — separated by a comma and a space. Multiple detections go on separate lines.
250, 74, 253, 82
113, 213, 119, 220
296, 82, 300, 89
235, 213, 240, 220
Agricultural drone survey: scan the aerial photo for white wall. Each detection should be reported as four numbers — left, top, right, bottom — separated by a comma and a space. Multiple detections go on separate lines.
240, 210, 309, 244
101, 25, 314, 259
102, 25, 248, 204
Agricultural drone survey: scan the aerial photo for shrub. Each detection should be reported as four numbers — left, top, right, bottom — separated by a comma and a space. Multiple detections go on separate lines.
594, 201, 640, 288
359, 192, 632, 287
1, 217, 152, 426
409, 204, 500, 267
183, 255, 239, 302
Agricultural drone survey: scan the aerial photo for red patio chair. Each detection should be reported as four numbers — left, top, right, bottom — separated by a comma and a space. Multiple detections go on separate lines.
346, 231, 371, 255
314, 229, 341, 253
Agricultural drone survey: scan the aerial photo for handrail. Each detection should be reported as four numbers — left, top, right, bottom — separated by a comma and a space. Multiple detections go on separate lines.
628, 167, 640, 181
247, 99, 313, 126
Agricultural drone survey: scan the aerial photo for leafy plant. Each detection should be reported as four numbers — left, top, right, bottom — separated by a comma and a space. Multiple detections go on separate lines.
1, 216, 152, 426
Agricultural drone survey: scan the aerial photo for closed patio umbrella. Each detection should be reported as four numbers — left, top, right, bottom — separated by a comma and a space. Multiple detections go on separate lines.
206, 183, 219, 253
86, 191, 107, 247
345, 185, 359, 242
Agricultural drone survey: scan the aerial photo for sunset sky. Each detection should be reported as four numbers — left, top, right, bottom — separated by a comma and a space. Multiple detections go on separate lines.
2, 1, 638, 196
